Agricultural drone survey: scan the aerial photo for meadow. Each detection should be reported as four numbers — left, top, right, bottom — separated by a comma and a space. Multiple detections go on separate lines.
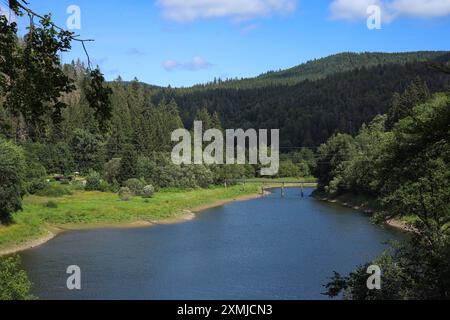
0, 183, 261, 253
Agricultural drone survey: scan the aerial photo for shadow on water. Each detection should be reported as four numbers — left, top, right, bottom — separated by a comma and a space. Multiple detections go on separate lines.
20, 188, 406, 300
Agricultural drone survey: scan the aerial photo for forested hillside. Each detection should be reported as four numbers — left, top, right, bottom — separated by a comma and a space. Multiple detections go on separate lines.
188, 51, 448, 89
154, 54, 450, 148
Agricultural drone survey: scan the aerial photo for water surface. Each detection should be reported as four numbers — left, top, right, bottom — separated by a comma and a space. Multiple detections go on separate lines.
21, 188, 405, 299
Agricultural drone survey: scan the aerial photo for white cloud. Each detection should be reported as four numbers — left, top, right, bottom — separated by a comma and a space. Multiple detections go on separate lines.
390, 0, 450, 18
330, 0, 450, 22
330, 0, 384, 21
163, 56, 213, 71
157, 0, 297, 22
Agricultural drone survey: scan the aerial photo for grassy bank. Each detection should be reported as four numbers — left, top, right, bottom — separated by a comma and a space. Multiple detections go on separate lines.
0, 184, 261, 254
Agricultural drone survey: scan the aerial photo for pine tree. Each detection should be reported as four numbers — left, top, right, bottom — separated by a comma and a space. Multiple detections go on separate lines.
386, 78, 430, 130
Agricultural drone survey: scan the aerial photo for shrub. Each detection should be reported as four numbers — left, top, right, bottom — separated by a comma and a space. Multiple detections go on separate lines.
278, 160, 301, 178
103, 158, 121, 183
0, 256, 35, 300
85, 171, 102, 191
44, 200, 58, 208
99, 180, 111, 192
35, 184, 73, 197
124, 178, 146, 196
118, 187, 132, 201
142, 185, 155, 198
24, 158, 47, 195
27, 179, 48, 195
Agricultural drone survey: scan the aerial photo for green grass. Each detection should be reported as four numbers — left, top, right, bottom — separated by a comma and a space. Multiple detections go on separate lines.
0, 184, 260, 250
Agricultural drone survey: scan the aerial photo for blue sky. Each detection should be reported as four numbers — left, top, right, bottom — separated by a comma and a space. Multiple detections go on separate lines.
5, 0, 450, 87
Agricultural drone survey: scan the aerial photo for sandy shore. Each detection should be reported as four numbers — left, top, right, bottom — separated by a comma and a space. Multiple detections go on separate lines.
0, 231, 56, 257
0, 190, 264, 256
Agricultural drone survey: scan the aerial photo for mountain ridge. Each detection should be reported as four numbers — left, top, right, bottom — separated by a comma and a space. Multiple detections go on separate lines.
183, 51, 449, 90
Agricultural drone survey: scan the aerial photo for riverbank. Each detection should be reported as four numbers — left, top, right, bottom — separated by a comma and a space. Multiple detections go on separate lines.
312, 190, 416, 232
0, 184, 262, 256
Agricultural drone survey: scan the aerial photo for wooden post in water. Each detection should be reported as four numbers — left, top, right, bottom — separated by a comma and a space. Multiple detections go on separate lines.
281, 183, 285, 198
300, 182, 304, 199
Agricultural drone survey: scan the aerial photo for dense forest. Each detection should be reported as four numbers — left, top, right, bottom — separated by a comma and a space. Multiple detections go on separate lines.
188, 51, 449, 89
154, 53, 450, 148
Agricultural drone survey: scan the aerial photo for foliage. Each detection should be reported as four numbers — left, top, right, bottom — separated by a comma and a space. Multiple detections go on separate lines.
0, 255, 35, 300
85, 171, 102, 191
314, 133, 356, 193
325, 237, 450, 300
70, 129, 104, 174
117, 144, 138, 183
0, 138, 26, 222
23, 142, 74, 175
0, 12, 75, 140
23, 155, 47, 195
85, 68, 113, 132
188, 51, 448, 89
322, 93, 450, 299
142, 185, 155, 198
124, 178, 146, 196
277, 160, 301, 178
118, 187, 132, 201
153, 53, 450, 148
35, 183, 73, 197
385, 77, 430, 130
136, 154, 215, 189
103, 158, 121, 184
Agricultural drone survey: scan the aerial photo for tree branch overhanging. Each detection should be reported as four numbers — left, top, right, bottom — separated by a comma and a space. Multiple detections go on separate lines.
8, 0, 95, 69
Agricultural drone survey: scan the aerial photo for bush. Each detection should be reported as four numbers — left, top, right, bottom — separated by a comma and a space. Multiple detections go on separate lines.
124, 178, 146, 196
44, 200, 58, 208
85, 171, 102, 191
278, 160, 301, 178
103, 158, 121, 183
0, 256, 35, 300
99, 180, 112, 192
35, 184, 73, 197
142, 185, 155, 198
26, 179, 48, 195
118, 187, 132, 201
0, 139, 26, 222
24, 158, 47, 194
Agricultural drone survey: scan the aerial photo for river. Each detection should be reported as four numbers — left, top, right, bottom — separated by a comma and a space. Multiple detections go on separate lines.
20, 188, 405, 299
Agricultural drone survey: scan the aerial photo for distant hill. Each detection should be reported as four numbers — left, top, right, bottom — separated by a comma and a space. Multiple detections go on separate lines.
187, 51, 449, 90
152, 51, 450, 148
